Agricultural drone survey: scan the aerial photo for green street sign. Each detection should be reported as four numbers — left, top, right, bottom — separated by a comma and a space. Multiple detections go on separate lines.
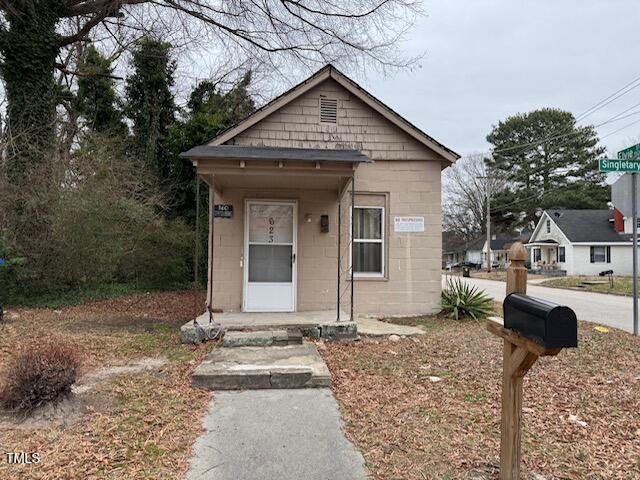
599, 158, 640, 172
618, 143, 640, 160
598, 143, 640, 172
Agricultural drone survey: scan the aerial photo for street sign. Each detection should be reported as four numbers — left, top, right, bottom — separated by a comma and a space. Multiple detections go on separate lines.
614, 143, 640, 336
599, 158, 640, 172
618, 143, 640, 160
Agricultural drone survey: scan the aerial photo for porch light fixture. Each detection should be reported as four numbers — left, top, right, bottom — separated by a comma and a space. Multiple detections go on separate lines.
321, 215, 329, 233
305, 213, 313, 223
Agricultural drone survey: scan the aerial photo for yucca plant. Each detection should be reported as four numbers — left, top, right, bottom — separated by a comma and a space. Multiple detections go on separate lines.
441, 278, 493, 321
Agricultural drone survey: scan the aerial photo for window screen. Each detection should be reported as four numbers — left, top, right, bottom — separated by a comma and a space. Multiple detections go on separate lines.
558, 246, 566, 263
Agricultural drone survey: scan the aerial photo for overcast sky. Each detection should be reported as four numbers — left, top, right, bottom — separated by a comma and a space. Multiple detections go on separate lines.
357, 0, 640, 160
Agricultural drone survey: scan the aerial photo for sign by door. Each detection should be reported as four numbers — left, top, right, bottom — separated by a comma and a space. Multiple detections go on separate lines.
394, 216, 425, 233
214, 204, 233, 218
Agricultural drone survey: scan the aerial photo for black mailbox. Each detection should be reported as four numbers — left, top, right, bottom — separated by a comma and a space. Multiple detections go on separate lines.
503, 293, 577, 349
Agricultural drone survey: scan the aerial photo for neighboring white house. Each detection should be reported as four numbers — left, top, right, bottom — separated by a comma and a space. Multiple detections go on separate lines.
442, 234, 484, 267
526, 209, 635, 276
481, 232, 531, 269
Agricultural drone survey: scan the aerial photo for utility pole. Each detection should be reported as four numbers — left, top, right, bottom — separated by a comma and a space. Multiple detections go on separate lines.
486, 184, 492, 273
479, 176, 492, 273
633, 172, 638, 335
599, 146, 640, 335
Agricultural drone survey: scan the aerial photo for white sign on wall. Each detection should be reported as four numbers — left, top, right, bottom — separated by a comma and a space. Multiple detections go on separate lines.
394, 216, 425, 233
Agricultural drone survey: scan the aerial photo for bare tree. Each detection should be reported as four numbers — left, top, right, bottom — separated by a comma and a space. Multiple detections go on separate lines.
443, 154, 508, 240
0, 0, 422, 181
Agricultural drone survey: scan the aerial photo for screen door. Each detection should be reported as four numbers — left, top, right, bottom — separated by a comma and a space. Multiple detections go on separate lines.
244, 200, 297, 312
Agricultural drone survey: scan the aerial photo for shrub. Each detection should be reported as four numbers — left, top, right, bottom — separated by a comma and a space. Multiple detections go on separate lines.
0, 340, 80, 413
441, 278, 493, 321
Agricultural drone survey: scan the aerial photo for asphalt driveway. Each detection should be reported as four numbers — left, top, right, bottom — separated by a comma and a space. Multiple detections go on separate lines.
444, 275, 635, 333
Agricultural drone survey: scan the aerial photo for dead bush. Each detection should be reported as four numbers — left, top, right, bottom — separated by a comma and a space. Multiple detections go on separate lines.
0, 340, 80, 413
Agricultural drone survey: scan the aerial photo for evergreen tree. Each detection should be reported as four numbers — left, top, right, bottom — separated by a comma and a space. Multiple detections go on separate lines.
125, 37, 176, 180
76, 46, 126, 135
486, 108, 608, 229
167, 72, 255, 220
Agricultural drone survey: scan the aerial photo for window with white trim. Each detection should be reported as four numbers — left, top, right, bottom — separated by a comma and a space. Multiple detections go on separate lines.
546, 219, 551, 233
558, 246, 566, 263
590, 246, 611, 263
353, 207, 384, 276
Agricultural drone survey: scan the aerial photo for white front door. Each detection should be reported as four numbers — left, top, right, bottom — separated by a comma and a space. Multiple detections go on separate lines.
243, 200, 297, 312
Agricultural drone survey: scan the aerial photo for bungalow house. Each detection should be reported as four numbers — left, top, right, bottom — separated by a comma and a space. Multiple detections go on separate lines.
526, 209, 634, 276
180, 65, 459, 320
442, 234, 484, 267
478, 232, 531, 269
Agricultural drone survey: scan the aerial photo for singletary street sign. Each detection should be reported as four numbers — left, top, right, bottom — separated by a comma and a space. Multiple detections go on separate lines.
599, 143, 640, 172
599, 158, 640, 172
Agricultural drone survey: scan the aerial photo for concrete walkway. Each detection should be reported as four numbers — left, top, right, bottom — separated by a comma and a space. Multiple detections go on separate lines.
356, 317, 424, 336
445, 275, 634, 333
185, 389, 368, 480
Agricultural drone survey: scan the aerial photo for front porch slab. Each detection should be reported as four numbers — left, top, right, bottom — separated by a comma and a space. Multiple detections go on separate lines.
192, 343, 331, 390
181, 310, 356, 344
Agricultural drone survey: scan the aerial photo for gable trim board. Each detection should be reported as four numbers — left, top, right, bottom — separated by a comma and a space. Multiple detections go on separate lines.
530, 212, 572, 245
208, 65, 459, 166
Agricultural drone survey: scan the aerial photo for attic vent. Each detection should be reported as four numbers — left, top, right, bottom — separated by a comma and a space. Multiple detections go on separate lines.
319, 97, 338, 124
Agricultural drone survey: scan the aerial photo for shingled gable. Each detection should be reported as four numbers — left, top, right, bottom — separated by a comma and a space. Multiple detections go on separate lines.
206, 64, 460, 166
532, 209, 631, 243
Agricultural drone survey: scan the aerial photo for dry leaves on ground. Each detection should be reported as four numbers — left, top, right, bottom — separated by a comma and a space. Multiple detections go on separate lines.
0, 290, 212, 479
321, 318, 640, 480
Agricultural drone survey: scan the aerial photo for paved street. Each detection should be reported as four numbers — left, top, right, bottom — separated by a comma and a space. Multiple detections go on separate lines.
444, 275, 635, 333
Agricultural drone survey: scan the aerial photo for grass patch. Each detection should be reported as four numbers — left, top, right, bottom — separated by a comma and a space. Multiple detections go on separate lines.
5, 281, 190, 309
541, 275, 633, 296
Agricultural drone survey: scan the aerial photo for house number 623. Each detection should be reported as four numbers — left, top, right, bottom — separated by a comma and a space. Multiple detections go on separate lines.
268, 217, 275, 242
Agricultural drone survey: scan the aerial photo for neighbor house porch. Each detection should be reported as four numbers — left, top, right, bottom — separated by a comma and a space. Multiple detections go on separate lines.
527, 240, 567, 276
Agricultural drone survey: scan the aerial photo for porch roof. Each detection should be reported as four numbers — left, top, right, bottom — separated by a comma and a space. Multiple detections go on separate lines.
527, 240, 559, 247
180, 145, 372, 164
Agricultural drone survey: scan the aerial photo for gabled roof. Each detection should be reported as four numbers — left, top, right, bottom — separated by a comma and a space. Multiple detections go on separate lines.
539, 209, 630, 243
208, 65, 460, 164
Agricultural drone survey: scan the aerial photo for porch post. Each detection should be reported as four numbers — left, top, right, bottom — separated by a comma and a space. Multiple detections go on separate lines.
337, 177, 342, 322
207, 176, 215, 322
351, 175, 355, 321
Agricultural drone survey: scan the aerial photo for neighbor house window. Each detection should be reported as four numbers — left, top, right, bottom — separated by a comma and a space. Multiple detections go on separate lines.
533, 248, 541, 263
637, 218, 640, 229
558, 246, 566, 263
546, 219, 551, 233
353, 207, 384, 276
590, 246, 611, 263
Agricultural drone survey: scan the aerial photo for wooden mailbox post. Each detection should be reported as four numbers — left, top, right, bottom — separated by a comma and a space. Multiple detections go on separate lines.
487, 242, 577, 480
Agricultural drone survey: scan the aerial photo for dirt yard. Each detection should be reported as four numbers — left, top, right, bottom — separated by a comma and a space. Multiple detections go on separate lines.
2, 291, 639, 479
0, 290, 215, 480
321, 315, 640, 480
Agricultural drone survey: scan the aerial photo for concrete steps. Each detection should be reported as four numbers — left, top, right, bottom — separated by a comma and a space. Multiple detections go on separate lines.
193, 342, 331, 391
222, 329, 303, 348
